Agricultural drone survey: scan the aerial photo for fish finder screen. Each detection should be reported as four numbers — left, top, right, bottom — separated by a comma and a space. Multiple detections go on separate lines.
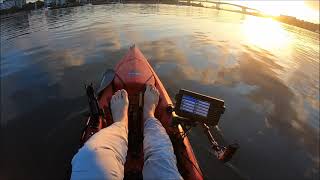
180, 95, 210, 117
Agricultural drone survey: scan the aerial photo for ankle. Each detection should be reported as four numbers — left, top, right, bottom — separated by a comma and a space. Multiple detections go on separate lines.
121, 118, 128, 128
143, 112, 154, 121
143, 105, 155, 120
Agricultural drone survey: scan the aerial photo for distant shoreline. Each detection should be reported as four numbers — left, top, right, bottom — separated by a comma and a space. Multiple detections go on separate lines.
1, 1, 319, 34
0, 1, 83, 15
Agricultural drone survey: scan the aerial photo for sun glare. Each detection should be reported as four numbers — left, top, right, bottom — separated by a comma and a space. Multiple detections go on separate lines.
230, 0, 319, 23
242, 16, 291, 51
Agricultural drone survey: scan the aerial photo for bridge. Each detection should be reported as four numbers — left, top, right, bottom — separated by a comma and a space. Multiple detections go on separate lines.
180, 0, 261, 15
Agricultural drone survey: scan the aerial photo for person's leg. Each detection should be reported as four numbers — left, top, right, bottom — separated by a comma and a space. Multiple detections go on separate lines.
71, 89, 129, 180
142, 85, 183, 180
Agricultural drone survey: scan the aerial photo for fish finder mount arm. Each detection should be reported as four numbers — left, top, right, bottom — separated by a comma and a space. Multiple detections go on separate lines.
201, 123, 239, 163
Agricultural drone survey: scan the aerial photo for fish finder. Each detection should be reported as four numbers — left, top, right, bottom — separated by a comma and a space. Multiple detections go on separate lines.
175, 89, 225, 126
173, 89, 238, 163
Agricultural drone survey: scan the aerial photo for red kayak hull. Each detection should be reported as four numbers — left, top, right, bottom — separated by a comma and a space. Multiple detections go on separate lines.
83, 46, 203, 180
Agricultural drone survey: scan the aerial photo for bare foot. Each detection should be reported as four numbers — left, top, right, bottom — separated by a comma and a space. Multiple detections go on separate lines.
143, 84, 160, 121
111, 89, 129, 127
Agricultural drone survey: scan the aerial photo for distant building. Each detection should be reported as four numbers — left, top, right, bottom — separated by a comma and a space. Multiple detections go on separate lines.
0, 0, 26, 10
16, 0, 25, 7
45, 0, 66, 6
78, 0, 88, 3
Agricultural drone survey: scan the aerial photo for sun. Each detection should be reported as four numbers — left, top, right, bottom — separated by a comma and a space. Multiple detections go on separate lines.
231, 0, 319, 23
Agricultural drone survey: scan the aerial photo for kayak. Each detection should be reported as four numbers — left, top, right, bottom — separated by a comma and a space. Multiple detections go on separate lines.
81, 45, 203, 180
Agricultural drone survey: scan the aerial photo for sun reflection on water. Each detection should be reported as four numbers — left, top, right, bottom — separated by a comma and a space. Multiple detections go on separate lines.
242, 17, 292, 51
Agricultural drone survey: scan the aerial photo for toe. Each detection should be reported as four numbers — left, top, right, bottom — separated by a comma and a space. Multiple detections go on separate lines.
119, 90, 123, 97
116, 90, 121, 99
114, 90, 120, 100
120, 89, 125, 98
151, 86, 157, 94
111, 94, 116, 104
121, 89, 127, 97
121, 89, 129, 103
146, 84, 151, 92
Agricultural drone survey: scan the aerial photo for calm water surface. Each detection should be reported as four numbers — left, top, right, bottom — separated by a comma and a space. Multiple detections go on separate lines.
1, 4, 319, 180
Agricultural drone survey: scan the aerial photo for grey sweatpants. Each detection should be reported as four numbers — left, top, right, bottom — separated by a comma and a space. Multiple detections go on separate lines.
71, 117, 183, 180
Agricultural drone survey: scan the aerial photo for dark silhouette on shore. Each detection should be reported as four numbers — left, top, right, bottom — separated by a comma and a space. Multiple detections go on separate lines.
275, 15, 319, 33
